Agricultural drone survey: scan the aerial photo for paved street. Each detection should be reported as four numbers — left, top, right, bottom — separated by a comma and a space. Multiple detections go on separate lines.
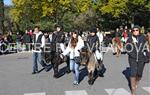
0, 52, 149, 95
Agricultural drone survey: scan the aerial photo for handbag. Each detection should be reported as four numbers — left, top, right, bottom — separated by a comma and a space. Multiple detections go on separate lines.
74, 56, 81, 64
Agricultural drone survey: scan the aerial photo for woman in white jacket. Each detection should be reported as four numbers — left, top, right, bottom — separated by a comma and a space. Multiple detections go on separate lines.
61, 30, 84, 85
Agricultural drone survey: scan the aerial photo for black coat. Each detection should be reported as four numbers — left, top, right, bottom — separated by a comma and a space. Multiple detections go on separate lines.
126, 35, 147, 62
52, 31, 65, 43
87, 35, 99, 52
23, 34, 31, 43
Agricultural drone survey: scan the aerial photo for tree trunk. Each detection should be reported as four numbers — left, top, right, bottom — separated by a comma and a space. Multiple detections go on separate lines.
0, 0, 4, 34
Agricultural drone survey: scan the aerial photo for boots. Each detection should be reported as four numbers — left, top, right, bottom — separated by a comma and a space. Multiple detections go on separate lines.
97, 60, 102, 70
97, 60, 106, 77
130, 77, 137, 95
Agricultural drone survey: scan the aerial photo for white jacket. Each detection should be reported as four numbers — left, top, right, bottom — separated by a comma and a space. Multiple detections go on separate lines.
62, 36, 84, 59
32, 31, 45, 53
97, 32, 103, 43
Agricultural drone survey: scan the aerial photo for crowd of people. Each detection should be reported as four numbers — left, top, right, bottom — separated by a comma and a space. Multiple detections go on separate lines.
0, 24, 149, 95
0, 30, 33, 54
30, 24, 149, 95
111, 25, 150, 57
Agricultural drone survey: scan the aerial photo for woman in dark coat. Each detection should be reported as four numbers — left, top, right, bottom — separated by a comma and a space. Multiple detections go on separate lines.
126, 25, 147, 95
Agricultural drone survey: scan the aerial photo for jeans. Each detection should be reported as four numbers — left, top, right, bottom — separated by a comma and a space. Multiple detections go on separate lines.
16, 41, 21, 52
70, 59, 80, 83
32, 52, 46, 72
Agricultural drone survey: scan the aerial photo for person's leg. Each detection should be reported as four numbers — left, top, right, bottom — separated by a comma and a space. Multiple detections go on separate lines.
95, 50, 103, 68
135, 77, 141, 89
136, 61, 145, 88
95, 50, 105, 76
95, 50, 101, 61
32, 52, 38, 74
74, 62, 80, 84
38, 52, 47, 68
70, 59, 79, 85
129, 59, 138, 95
60, 43, 65, 52
130, 77, 137, 95
16, 41, 19, 52
37, 52, 50, 72
70, 59, 74, 72
25, 43, 29, 51
116, 45, 121, 57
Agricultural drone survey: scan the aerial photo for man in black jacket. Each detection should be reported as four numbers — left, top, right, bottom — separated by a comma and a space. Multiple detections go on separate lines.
52, 24, 65, 52
126, 25, 147, 95
87, 28, 105, 77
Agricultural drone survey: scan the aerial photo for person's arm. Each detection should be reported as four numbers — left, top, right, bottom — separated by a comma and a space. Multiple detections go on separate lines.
57, 32, 65, 43
141, 35, 147, 51
126, 37, 132, 52
51, 33, 57, 43
62, 46, 70, 56
49, 34, 52, 43
41, 35, 45, 48
96, 36, 100, 48
100, 33, 103, 43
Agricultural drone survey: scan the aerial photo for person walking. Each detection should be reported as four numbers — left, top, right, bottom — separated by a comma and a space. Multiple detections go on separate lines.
16, 32, 22, 52
61, 30, 84, 85
52, 24, 65, 52
126, 25, 147, 95
23, 30, 31, 51
32, 26, 48, 74
87, 28, 105, 77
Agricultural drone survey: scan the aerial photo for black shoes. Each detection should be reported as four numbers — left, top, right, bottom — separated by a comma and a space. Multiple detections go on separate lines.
113, 52, 117, 55
32, 71, 39, 74
43, 65, 50, 72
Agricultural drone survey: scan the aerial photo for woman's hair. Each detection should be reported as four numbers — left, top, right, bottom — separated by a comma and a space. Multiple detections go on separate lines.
34, 26, 40, 30
70, 30, 79, 48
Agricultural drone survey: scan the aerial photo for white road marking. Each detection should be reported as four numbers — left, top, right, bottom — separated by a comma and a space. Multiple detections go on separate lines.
142, 87, 150, 93
65, 90, 88, 95
24, 92, 46, 95
105, 88, 131, 95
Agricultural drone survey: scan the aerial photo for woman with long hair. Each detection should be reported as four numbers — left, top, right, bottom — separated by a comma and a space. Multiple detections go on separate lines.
61, 30, 84, 85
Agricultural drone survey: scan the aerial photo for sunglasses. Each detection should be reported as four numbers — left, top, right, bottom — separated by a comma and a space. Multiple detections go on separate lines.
133, 29, 139, 32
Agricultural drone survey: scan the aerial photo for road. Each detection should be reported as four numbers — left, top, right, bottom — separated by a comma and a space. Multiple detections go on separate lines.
0, 52, 149, 95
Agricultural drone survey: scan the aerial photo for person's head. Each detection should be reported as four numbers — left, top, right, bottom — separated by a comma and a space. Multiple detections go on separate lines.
120, 26, 123, 30
34, 26, 40, 33
125, 26, 128, 30
55, 24, 63, 32
70, 30, 79, 48
25, 30, 28, 34
96, 27, 100, 32
90, 28, 97, 36
29, 29, 32, 32
132, 25, 141, 36
72, 30, 79, 39
124, 29, 127, 32
116, 28, 119, 32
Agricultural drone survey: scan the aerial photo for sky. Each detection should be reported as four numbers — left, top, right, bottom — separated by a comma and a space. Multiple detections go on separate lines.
4, 0, 12, 5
